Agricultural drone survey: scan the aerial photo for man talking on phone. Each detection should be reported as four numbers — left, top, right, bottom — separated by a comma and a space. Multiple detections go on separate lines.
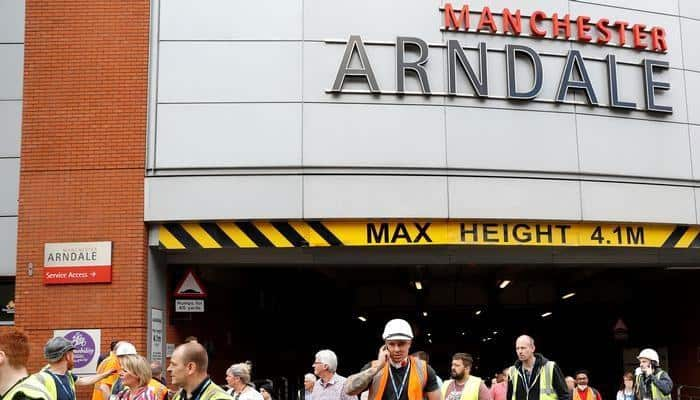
344, 319, 440, 400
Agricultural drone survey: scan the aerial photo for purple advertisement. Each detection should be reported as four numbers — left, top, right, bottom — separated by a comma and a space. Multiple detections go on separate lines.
55, 329, 101, 374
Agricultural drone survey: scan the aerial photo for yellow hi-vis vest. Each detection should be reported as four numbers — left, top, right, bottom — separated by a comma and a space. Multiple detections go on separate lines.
3, 375, 53, 400
509, 362, 557, 400
635, 371, 671, 400
34, 370, 77, 400
172, 380, 233, 400
440, 376, 483, 400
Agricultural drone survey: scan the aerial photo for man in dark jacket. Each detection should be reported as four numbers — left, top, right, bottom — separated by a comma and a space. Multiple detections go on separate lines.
507, 335, 569, 400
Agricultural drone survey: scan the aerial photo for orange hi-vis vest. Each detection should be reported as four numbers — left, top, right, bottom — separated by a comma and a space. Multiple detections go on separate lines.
573, 387, 598, 400
369, 357, 428, 400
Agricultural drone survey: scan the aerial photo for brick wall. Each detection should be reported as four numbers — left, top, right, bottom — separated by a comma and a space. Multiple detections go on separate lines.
16, 0, 151, 384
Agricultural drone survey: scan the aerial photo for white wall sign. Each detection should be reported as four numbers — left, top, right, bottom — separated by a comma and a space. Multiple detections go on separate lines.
175, 299, 204, 312
44, 242, 112, 284
150, 309, 163, 361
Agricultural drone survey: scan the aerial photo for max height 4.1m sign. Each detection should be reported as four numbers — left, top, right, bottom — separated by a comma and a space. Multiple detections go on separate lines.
44, 241, 112, 284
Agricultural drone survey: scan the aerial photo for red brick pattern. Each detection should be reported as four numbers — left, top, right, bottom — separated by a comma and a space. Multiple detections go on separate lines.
16, 0, 151, 384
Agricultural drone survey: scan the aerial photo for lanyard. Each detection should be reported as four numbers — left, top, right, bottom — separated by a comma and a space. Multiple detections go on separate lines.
46, 371, 74, 400
389, 363, 410, 400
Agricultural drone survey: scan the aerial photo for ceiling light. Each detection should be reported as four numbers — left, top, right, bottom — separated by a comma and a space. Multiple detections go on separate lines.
499, 280, 511, 289
427, 332, 431, 337
541, 312, 552, 318
414, 281, 423, 290
475, 310, 482, 316
461, 331, 466, 336
423, 311, 428, 317
561, 292, 576, 300
358, 316, 367, 322
492, 331, 498, 335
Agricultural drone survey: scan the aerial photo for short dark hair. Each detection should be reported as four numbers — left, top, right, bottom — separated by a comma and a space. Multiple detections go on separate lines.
575, 370, 590, 379
179, 342, 208, 372
452, 353, 473, 368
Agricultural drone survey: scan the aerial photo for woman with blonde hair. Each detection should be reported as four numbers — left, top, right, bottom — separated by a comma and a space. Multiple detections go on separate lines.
225, 363, 263, 400
616, 372, 635, 400
116, 355, 159, 400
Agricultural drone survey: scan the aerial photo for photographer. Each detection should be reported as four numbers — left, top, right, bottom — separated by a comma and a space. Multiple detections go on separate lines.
635, 349, 672, 400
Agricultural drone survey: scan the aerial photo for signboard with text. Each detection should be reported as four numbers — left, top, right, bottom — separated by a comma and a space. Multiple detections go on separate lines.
44, 242, 112, 284
53, 329, 101, 375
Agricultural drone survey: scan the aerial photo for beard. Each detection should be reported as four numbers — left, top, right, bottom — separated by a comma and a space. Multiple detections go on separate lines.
451, 371, 465, 380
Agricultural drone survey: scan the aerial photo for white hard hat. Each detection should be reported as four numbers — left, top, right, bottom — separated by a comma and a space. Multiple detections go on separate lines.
382, 319, 414, 341
637, 348, 660, 364
115, 342, 137, 356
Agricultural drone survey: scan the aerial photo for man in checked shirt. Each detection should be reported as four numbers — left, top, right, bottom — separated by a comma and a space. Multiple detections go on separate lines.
311, 350, 356, 400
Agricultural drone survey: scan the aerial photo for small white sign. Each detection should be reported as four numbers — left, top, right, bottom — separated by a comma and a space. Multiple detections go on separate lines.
150, 309, 163, 361
166, 343, 175, 357
45, 242, 112, 267
175, 299, 204, 312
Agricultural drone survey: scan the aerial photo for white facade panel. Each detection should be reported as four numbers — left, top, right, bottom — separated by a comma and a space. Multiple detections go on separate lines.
0, 0, 24, 43
0, 159, 18, 215
159, 0, 302, 41
0, 217, 17, 275
445, 107, 579, 172
303, 103, 446, 168
0, 101, 21, 157
576, 114, 692, 179
304, 0, 443, 43
448, 177, 582, 220
156, 103, 302, 169
581, 181, 696, 224
680, 1, 700, 20
681, 18, 700, 72
569, 0, 678, 15
303, 175, 448, 218
686, 70, 700, 125
158, 42, 302, 103
145, 176, 303, 221
690, 125, 700, 180
0, 44, 23, 100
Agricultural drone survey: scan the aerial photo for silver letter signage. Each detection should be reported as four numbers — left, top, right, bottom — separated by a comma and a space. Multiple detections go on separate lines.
505, 44, 543, 99
447, 41, 488, 96
396, 37, 431, 94
331, 35, 380, 93
556, 50, 599, 105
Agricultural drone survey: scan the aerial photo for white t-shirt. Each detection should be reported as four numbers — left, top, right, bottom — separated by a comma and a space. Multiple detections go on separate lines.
235, 387, 264, 400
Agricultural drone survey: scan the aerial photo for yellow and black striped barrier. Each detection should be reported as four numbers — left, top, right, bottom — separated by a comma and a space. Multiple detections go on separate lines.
158, 221, 700, 249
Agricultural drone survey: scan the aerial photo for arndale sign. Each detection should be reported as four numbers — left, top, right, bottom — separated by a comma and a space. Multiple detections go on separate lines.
328, 3, 672, 113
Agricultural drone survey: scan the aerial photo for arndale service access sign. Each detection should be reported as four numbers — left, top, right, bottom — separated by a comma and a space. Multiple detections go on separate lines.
44, 241, 112, 284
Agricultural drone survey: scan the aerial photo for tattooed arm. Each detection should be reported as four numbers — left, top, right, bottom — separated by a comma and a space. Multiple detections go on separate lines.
344, 346, 389, 396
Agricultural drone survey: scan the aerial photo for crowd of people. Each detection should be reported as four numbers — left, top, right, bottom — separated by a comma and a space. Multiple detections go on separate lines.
0, 321, 673, 400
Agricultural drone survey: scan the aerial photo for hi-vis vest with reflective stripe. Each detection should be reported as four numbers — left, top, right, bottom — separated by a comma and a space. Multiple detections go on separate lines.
509, 362, 557, 400
369, 357, 428, 400
440, 376, 483, 400
34, 370, 76, 400
3, 375, 53, 400
172, 380, 233, 400
635, 371, 671, 400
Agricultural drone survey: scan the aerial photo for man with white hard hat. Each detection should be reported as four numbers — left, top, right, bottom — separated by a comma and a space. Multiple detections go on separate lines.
344, 319, 440, 400
635, 349, 672, 400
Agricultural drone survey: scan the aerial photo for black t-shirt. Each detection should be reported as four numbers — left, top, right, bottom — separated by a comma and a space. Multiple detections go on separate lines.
360, 362, 440, 400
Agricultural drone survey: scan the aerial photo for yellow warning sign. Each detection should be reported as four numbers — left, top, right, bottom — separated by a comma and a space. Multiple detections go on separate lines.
158, 221, 700, 250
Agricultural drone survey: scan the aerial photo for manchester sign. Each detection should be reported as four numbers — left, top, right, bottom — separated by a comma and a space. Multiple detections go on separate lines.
328, 3, 672, 113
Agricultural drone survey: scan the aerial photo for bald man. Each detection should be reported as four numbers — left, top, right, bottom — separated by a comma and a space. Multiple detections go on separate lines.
507, 335, 569, 400
168, 342, 233, 400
